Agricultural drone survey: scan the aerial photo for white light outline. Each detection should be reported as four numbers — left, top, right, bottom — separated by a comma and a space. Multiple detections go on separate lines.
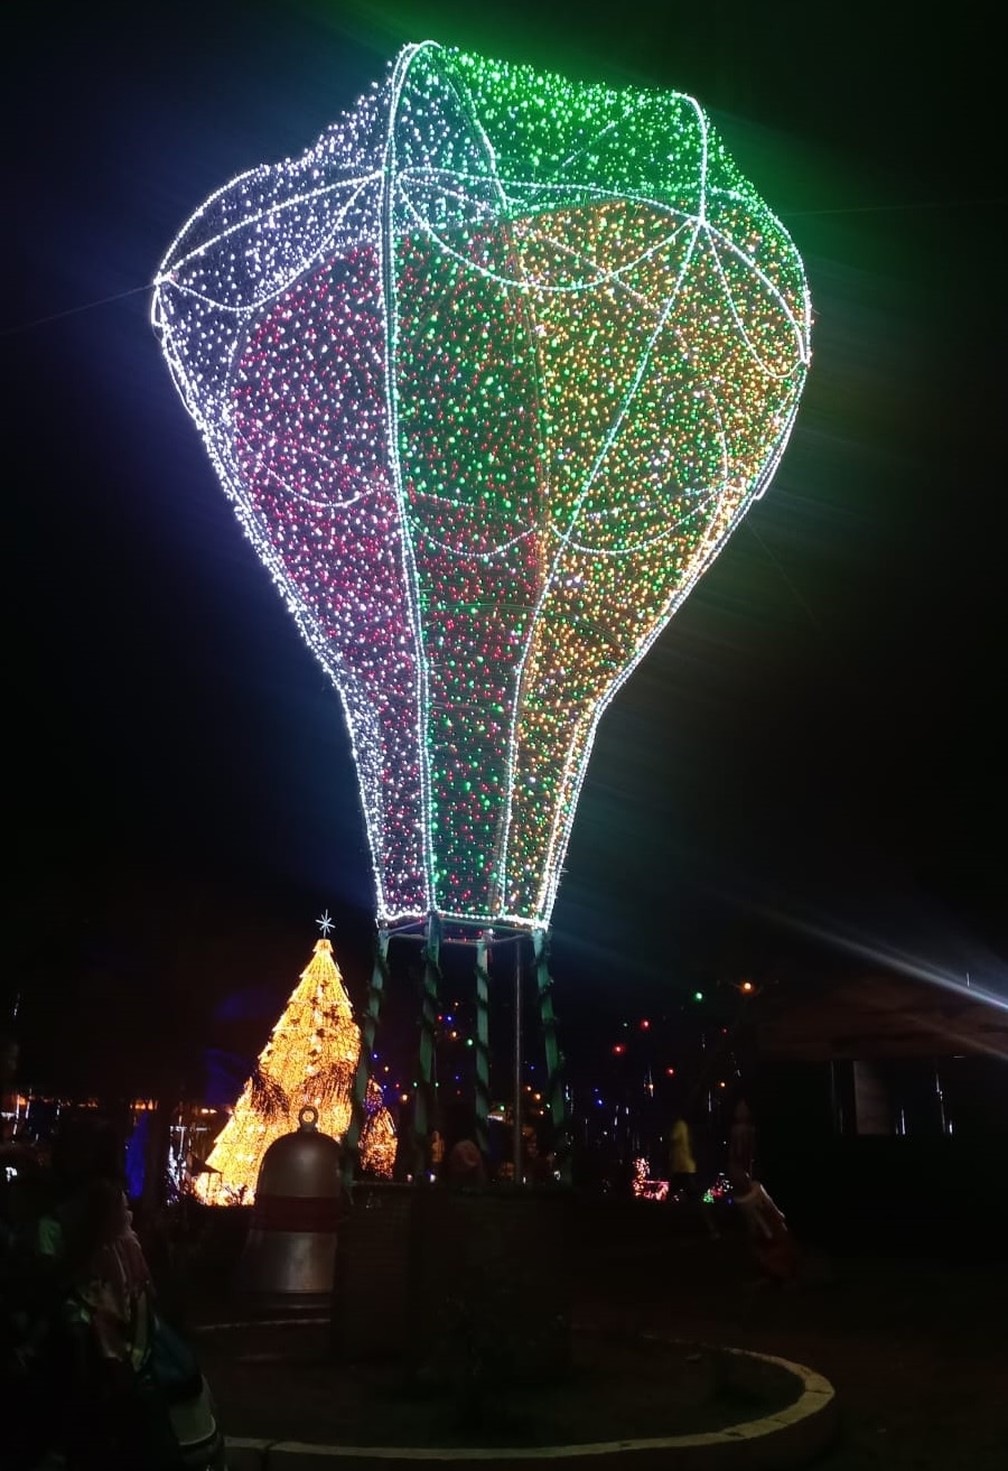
153, 158, 417, 922
381, 41, 439, 917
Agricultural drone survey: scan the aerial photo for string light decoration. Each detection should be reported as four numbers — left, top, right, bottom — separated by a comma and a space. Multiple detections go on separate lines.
153, 43, 810, 931
195, 937, 396, 1204
631, 1156, 670, 1202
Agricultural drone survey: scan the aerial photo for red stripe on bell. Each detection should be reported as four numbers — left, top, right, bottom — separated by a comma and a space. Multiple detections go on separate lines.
252, 1194, 344, 1232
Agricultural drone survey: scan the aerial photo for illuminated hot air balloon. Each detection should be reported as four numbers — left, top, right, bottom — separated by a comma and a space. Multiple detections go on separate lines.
153, 42, 810, 1176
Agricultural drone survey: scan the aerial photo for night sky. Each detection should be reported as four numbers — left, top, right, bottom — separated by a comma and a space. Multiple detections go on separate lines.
7, 2, 1006, 1098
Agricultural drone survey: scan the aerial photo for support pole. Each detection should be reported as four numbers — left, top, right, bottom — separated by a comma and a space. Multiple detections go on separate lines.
513, 937, 523, 1184
413, 912, 442, 1175
343, 927, 390, 1190
474, 935, 491, 1163
533, 927, 572, 1184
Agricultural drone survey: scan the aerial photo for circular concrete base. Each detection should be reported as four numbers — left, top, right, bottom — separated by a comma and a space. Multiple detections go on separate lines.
222, 1342, 837, 1471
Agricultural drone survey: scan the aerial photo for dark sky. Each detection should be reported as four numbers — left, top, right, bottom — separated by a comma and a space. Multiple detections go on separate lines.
6, 2, 1006, 1092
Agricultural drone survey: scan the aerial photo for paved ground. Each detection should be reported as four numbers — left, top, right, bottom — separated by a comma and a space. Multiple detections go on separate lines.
575, 1217, 1007, 1470
178, 1199, 1007, 1469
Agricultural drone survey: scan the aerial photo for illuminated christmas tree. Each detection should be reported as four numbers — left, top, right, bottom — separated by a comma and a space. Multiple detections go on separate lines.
195, 931, 396, 1203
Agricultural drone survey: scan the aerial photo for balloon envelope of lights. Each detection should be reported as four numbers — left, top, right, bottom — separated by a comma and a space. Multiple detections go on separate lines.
153, 42, 810, 931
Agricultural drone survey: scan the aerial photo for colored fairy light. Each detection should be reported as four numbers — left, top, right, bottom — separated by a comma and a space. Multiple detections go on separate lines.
631, 1156, 670, 1202
153, 43, 810, 931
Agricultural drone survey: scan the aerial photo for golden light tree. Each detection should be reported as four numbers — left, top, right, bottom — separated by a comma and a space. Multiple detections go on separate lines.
195, 932, 396, 1203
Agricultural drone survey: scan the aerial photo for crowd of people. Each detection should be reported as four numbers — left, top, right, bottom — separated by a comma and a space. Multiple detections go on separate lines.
2, 1014, 799, 1469
663, 1097, 799, 1286
405, 1090, 801, 1288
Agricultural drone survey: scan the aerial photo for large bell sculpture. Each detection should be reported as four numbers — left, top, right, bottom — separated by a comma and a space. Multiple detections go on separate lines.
236, 1106, 346, 1314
